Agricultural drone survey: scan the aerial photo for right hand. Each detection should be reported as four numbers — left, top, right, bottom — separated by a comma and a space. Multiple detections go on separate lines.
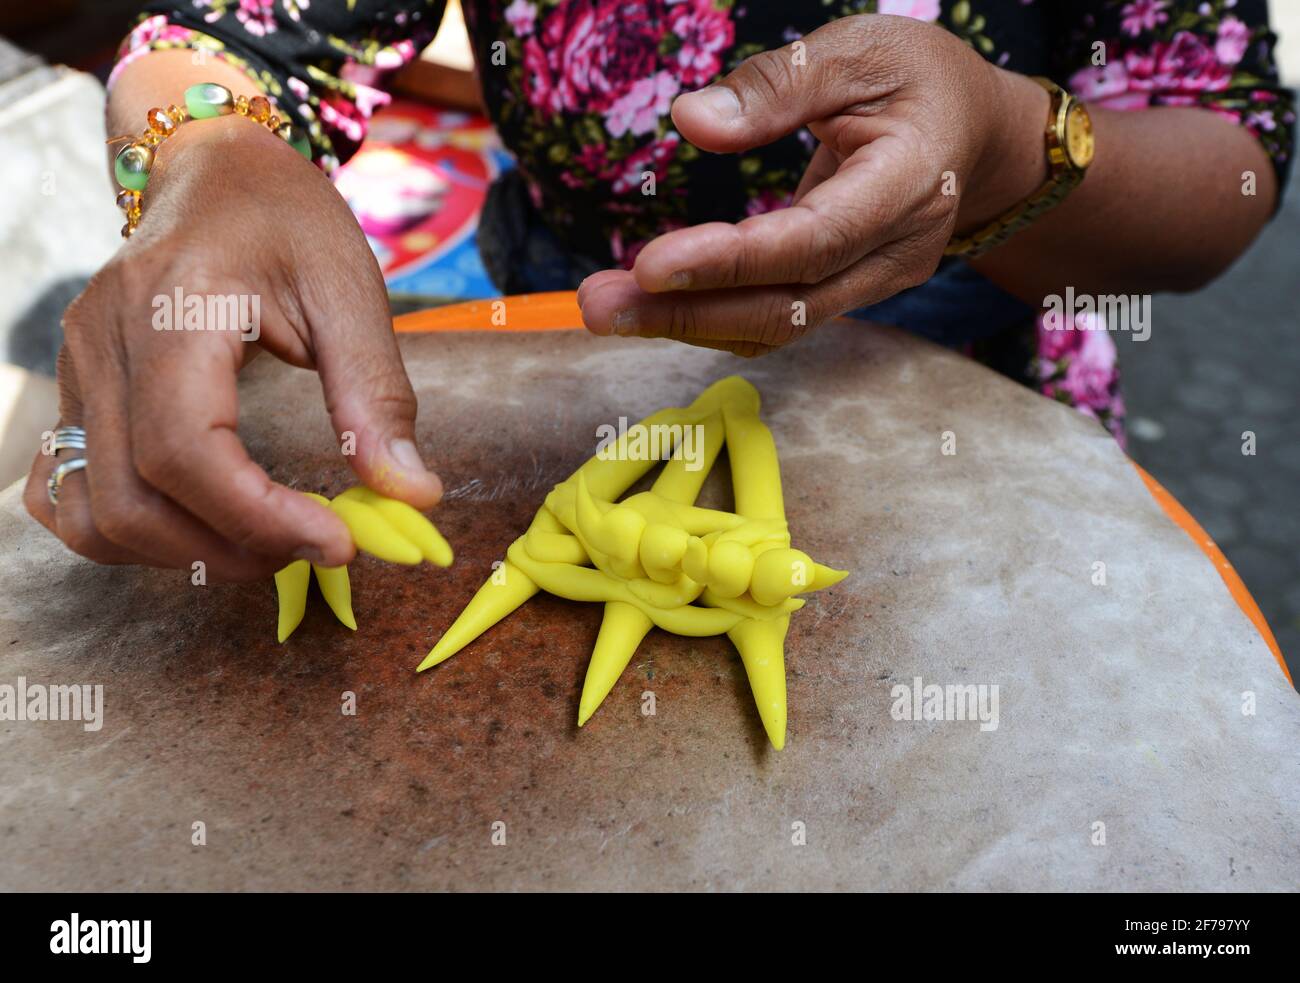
23, 115, 443, 581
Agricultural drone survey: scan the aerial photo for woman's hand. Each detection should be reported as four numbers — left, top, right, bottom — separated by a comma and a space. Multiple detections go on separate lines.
578, 13, 1049, 355
23, 115, 442, 581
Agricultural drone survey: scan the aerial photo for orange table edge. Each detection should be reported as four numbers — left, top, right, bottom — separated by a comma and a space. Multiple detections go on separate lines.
393, 294, 1291, 684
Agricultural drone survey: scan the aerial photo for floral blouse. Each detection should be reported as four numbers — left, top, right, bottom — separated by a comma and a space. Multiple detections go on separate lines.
112, 1, 1294, 443
115, 0, 1292, 261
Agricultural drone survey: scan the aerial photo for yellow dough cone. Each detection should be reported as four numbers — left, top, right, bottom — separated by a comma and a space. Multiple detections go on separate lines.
728, 615, 790, 750
578, 601, 654, 726
274, 560, 311, 643
337, 487, 453, 566
811, 563, 850, 591
418, 559, 539, 670
329, 496, 423, 565
312, 564, 357, 631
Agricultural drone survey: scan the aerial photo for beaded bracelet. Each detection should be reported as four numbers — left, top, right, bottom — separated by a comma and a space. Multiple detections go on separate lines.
111, 82, 312, 239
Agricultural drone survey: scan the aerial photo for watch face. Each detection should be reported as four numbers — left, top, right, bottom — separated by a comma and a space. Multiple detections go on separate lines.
1065, 103, 1095, 168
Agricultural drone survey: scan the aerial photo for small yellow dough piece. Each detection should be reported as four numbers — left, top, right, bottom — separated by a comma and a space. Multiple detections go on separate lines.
750, 547, 814, 608
421, 375, 850, 750
579, 601, 653, 727
681, 536, 709, 585
728, 616, 790, 751
639, 523, 690, 584
329, 497, 423, 565
273, 486, 452, 642
337, 486, 453, 566
312, 564, 356, 631
707, 540, 754, 599
274, 560, 311, 643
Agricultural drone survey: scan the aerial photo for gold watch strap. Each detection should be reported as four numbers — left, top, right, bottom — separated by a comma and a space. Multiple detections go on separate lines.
944, 77, 1085, 259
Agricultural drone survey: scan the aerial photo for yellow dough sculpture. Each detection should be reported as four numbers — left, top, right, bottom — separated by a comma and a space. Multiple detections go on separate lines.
274, 487, 453, 642
417, 376, 848, 749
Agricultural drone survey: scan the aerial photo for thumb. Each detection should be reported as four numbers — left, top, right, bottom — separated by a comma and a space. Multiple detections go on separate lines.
314, 315, 443, 510
671, 29, 858, 153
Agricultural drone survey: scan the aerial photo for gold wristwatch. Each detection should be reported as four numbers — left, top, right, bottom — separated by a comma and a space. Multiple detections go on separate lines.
944, 77, 1094, 258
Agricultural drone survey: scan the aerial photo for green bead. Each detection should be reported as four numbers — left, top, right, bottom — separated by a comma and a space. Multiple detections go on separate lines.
184, 82, 235, 119
276, 121, 312, 161
113, 143, 153, 192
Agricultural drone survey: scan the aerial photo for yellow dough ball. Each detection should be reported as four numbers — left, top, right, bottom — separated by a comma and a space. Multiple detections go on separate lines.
601, 505, 647, 564
750, 548, 814, 608
707, 540, 755, 599
639, 523, 690, 583
681, 536, 709, 585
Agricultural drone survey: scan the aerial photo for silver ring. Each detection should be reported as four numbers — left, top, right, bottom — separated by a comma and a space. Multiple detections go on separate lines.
47, 458, 87, 505
52, 425, 86, 453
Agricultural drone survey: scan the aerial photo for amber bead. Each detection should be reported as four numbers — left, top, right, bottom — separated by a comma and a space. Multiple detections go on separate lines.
146, 107, 175, 135
248, 96, 272, 122
115, 189, 138, 211
234, 94, 250, 115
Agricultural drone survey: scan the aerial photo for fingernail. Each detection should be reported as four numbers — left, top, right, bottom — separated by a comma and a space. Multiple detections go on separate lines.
612, 309, 640, 336
690, 86, 739, 120
294, 546, 327, 564
666, 270, 691, 289
388, 437, 428, 475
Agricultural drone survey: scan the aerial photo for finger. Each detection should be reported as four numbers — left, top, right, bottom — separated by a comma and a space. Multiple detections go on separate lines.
127, 329, 355, 566
579, 272, 643, 337
578, 275, 778, 354
587, 235, 941, 347
670, 17, 894, 154
580, 271, 809, 346
297, 258, 443, 509
792, 141, 841, 204
23, 449, 59, 537
677, 337, 780, 358
633, 132, 922, 294
75, 331, 289, 582
27, 348, 147, 565
577, 269, 625, 310
51, 460, 145, 566
24, 346, 83, 537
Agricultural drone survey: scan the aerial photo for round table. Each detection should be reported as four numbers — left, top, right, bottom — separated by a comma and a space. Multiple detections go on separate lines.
0, 295, 1294, 891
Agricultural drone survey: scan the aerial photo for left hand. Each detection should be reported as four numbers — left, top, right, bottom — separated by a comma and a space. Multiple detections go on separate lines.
578, 13, 1048, 356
